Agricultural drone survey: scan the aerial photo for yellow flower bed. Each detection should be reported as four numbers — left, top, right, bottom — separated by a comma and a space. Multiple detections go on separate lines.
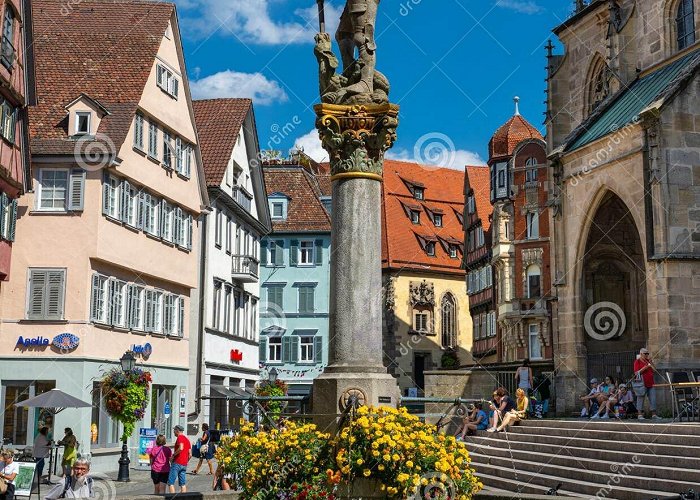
215, 406, 482, 499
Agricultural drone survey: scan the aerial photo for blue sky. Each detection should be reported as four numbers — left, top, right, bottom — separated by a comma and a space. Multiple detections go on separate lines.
176, 0, 574, 167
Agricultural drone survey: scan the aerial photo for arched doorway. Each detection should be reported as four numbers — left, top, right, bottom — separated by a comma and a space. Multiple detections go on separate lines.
581, 192, 648, 383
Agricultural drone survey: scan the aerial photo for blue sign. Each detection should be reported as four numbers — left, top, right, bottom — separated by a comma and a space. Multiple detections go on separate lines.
16, 336, 49, 348
137, 428, 158, 467
132, 343, 153, 359
164, 402, 171, 418
52, 333, 80, 350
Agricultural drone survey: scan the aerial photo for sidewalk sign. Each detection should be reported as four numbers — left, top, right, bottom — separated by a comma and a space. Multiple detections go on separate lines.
137, 428, 158, 469
13, 461, 37, 498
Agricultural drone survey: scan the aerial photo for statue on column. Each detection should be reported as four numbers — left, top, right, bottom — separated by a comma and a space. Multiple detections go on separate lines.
314, 0, 389, 105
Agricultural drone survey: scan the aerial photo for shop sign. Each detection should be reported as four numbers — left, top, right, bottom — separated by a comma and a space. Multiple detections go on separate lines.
52, 333, 80, 351
137, 428, 158, 468
132, 342, 153, 359
230, 349, 243, 363
16, 336, 49, 348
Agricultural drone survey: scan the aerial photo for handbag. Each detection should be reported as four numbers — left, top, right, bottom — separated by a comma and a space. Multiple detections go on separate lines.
200, 443, 209, 455
632, 373, 646, 397
0, 477, 7, 494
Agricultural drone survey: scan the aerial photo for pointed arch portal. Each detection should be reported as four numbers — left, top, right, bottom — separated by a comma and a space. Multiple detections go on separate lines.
581, 191, 648, 382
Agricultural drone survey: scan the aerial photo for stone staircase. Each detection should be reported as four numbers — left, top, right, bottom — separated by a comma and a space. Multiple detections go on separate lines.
465, 419, 700, 499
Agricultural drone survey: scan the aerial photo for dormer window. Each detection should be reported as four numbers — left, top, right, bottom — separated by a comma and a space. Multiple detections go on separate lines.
467, 195, 475, 214
156, 64, 179, 99
272, 202, 284, 218
75, 112, 91, 135
425, 241, 436, 256
449, 245, 458, 259
410, 210, 420, 224
413, 187, 424, 200
433, 214, 443, 227
269, 194, 288, 220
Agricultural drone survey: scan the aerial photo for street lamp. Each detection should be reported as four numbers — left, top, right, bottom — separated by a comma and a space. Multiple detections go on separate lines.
117, 351, 136, 482
268, 367, 279, 383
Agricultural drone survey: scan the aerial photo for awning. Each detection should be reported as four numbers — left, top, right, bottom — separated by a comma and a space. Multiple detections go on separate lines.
261, 326, 286, 337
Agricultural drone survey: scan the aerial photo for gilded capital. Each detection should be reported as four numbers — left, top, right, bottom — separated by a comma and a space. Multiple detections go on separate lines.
314, 103, 399, 181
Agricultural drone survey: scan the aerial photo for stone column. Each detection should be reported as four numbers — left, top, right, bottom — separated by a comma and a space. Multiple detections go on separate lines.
312, 103, 400, 429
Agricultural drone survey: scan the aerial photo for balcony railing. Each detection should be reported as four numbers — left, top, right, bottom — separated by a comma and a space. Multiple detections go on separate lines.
231, 185, 253, 212
232, 254, 259, 282
1, 36, 15, 70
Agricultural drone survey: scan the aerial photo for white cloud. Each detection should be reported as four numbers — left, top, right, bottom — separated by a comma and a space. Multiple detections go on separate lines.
190, 70, 288, 105
496, 0, 543, 14
175, 0, 342, 44
293, 129, 328, 162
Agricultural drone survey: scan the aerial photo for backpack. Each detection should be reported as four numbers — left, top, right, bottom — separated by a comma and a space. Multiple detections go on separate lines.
61, 476, 93, 498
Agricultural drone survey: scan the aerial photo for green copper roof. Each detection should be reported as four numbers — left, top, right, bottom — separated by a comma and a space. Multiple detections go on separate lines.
568, 49, 700, 152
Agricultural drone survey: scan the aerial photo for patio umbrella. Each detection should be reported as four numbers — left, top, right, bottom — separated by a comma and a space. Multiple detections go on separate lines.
15, 389, 92, 483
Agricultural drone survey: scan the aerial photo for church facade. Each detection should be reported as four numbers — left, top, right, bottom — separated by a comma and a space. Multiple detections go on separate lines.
547, 0, 700, 413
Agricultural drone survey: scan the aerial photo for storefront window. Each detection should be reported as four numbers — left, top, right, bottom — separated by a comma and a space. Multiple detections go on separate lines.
210, 376, 226, 430
91, 382, 120, 448
151, 385, 174, 439
2, 381, 55, 447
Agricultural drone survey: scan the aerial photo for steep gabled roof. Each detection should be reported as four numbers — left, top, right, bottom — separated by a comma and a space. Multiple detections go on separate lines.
464, 166, 492, 232
262, 167, 331, 233
382, 160, 465, 275
489, 114, 543, 160
29, 0, 174, 155
193, 98, 252, 187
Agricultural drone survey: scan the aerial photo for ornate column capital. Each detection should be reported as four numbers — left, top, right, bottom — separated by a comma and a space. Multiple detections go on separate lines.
314, 103, 399, 182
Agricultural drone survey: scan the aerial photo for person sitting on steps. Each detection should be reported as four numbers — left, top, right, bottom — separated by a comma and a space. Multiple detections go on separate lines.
487, 387, 515, 432
456, 403, 488, 440
595, 383, 636, 419
492, 388, 529, 433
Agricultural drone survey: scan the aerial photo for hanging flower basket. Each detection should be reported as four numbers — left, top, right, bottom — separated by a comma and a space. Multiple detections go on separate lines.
95, 367, 152, 441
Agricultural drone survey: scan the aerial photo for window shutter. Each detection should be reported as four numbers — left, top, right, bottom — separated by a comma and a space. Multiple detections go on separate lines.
185, 145, 191, 178
160, 200, 166, 236
90, 274, 101, 322
102, 171, 111, 215
186, 215, 193, 250
290, 240, 298, 266
138, 191, 147, 230
0, 192, 6, 237
290, 336, 300, 362
282, 336, 292, 363
175, 137, 182, 174
314, 240, 323, 266
27, 270, 47, 319
8, 199, 16, 241
144, 290, 153, 332
120, 180, 129, 222
173, 78, 179, 98
260, 240, 268, 265
259, 337, 268, 362
126, 284, 135, 328
314, 336, 323, 364
274, 241, 284, 266
68, 169, 86, 211
45, 270, 65, 320
177, 297, 184, 337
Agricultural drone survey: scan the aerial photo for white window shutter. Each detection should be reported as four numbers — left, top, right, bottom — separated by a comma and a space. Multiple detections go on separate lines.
68, 169, 86, 211
186, 215, 193, 250
185, 145, 191, 178
177, 296, 184, 337
102, 172, 111, 216
175, 137, 182, 174
172, 77, 179, 98
90, 274, 101, 322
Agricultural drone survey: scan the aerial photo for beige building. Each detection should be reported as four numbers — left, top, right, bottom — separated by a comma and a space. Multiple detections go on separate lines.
381, 160, 473, 395
0, 0, 207, 472
547, 0, 700, 413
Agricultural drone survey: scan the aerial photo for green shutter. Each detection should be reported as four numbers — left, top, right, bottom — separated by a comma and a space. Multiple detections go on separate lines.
0, 192, 6, 238
314, 240, 323, 266
314, 336, 323, 364
259, 337, 268, 362
282, 336, 292, 363
290, 240, 298, 266
290, 336, 300, 363
260, 240, 268, 265
275, 240, 284, 266
8, 199, 16, 241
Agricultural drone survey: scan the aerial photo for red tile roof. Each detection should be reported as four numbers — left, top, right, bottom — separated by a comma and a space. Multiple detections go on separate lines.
382, 160, 466, 275
263, 167, 331, 233
29, 0, 174, 154
488, 114, 543, 159
464, 166, 492, 232
193, 98, 251, 187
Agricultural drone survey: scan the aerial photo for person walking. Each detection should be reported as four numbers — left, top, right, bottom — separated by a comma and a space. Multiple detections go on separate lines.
33, 427, 52, 484
148, 435, 172, 494
44, 458, 94, 499
0, 450, 19, 500
57, 428, 78, 477
167, 425, 191, 494
192, 423, 214, 475
634, 347, 661, 420
515, 359, 533, 395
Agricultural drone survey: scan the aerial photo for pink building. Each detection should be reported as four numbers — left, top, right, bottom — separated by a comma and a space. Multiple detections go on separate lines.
0, 0, 30, 281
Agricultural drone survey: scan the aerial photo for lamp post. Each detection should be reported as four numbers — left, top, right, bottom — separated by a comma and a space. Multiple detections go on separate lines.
268, 367, 279, 384
116, 351, 136, 482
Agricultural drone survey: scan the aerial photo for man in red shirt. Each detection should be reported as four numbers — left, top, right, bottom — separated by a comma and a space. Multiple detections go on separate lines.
167, 425, 192, 493
633, 347, 661, 420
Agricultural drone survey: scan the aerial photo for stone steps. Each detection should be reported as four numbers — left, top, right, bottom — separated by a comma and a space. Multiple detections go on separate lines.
476, 473, 589, 498
465, 419, 699, 498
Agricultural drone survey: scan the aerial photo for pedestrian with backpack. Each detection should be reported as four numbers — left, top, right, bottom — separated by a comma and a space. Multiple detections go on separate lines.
44, 458, 94, 498
148, 435, 172, 494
